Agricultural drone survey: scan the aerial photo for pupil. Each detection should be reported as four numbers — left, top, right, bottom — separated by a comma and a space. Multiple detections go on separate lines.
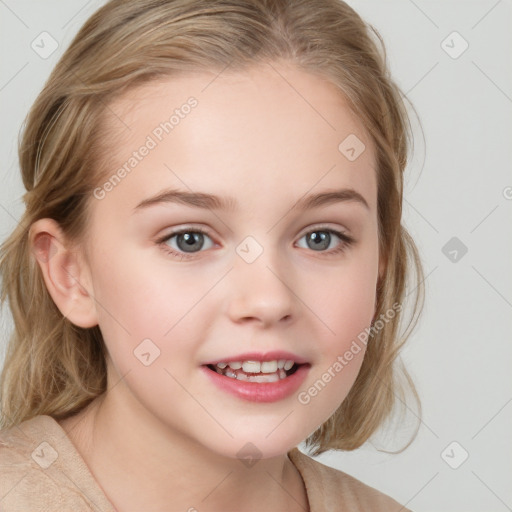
179, 232, 203, 252
309, 231, 329, 251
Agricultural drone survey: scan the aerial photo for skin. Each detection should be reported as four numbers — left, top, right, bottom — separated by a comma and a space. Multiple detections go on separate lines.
30, 61, 383, 512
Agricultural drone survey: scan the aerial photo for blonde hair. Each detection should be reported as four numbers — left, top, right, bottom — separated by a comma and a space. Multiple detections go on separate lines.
0, 0, 424, 454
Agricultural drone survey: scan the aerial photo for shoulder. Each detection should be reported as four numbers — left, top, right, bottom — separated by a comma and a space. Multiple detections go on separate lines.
288, 447, 411, 512
0, 414, 114, 511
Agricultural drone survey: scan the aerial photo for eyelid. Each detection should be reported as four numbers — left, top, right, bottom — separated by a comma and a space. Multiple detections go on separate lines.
157, 224, 211, 238
298, 223, 352, 239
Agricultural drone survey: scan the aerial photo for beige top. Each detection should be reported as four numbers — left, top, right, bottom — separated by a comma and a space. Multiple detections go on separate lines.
0, 415, 411, 511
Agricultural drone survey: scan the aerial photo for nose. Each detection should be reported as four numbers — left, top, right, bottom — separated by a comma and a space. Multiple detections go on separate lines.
225, 248, 298, 328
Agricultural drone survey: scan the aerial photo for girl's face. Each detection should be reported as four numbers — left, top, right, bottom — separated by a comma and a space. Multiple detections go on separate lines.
82, 61, 381, 459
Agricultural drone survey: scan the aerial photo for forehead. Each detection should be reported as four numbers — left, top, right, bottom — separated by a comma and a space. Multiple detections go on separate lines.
96, 62, 377, 213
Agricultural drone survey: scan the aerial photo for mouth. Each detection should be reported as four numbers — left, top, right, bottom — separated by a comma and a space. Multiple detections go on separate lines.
201, 354, 311, 402
204, 359, 306, 383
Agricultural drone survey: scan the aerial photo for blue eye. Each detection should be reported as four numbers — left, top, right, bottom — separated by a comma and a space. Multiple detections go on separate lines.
296, 228, 353, 255
157, 226, 354, 261
158, 227, 214, 260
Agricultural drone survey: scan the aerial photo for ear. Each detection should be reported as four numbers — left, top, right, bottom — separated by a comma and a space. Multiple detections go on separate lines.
28, 218, 98, 328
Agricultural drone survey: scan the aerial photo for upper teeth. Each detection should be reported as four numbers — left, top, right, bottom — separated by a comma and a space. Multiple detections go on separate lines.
215, 359, 295, 373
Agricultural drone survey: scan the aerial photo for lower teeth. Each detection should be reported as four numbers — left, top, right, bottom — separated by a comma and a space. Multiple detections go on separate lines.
214, 366, 288, 382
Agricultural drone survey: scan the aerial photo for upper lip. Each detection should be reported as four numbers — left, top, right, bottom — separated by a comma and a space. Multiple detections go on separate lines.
203, 351, 309, 366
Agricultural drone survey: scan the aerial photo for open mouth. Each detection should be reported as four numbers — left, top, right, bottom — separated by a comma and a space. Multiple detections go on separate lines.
205, 360, 305, 383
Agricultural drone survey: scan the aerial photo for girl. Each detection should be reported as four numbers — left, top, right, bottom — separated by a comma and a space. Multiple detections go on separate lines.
0, 0, 424, 510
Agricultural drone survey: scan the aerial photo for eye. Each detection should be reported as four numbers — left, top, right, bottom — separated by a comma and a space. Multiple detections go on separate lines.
296, 227, 354, 256
156, 225, 354, 261
157, 227, 215, 260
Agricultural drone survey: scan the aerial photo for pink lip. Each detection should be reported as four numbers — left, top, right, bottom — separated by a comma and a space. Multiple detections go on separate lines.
202, 350, 309, 365
200, 363, 311, 403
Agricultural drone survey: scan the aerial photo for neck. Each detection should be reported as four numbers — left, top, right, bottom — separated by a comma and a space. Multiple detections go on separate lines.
58, 372, 309, 512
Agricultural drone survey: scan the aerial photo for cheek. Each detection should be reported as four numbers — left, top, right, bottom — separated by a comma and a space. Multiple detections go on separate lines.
313, 272, 374, 391
309, 245, 378, 348
89, 244, 213, 375
88, 249, 167, 355
91, 238, 179, 326
295, 245, 378, 417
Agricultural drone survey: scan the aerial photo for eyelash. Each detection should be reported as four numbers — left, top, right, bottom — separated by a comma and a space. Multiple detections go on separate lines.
156, 225, 354, 261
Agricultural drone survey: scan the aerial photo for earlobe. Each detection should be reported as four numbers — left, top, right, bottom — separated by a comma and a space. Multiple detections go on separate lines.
29, 218, 98, 328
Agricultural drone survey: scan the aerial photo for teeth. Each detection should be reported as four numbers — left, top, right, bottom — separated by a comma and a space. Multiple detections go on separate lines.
250, 373, 280, 383
212, 359, 297, 380
223, 371, 281, 382
242, 360, 261, 373
260, 361, 278, 373
283, 360, 294, 371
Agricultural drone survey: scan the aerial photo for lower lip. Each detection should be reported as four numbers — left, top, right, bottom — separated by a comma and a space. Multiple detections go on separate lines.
201, 364, 310, 403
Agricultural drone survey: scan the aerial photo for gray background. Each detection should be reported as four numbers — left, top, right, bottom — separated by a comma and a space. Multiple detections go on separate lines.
1, 1, 511, 511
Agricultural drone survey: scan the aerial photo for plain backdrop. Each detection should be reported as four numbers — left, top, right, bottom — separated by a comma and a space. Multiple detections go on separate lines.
1, 1, 511, 511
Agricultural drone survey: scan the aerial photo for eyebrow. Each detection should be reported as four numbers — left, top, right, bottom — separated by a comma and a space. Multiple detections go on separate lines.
133, 187, 369, 213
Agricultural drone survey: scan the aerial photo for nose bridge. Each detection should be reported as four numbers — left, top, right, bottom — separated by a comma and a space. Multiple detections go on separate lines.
226, 234, 297, 325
